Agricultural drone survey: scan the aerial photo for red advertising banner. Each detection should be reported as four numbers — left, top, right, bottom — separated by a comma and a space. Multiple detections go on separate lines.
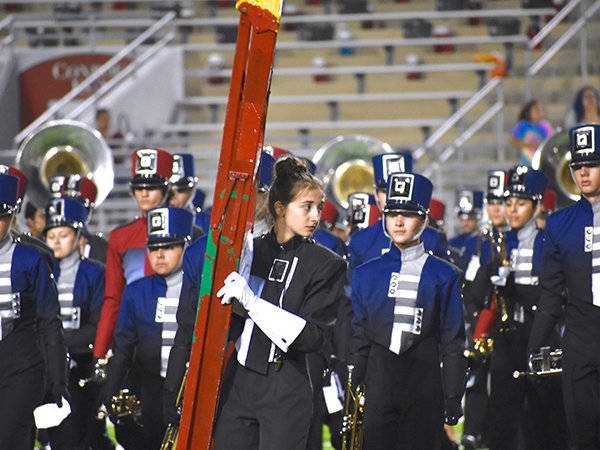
20, 54, 130, 128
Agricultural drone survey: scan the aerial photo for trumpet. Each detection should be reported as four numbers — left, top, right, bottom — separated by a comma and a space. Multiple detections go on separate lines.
106, 389, 143, 427
341, 365, 365, 450
513, 347, 562, 378
160, 364, 189, 450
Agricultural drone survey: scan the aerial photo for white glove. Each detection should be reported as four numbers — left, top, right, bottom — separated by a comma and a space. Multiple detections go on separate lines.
491, 266, 510, 286
217, 272, 258, 310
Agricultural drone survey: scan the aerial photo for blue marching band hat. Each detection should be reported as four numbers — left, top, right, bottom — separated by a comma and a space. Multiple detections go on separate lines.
373, 153, 414, 190
504, 166, 548, 202
347, 191, 376, 227
569, 124, 600, 166
0, 174, 21, 216
259, 152, 276, 192
43, 197, 88, 234
383, 172, 433, 217
170, 154, 198, 191
486, 170, 506, 203
455, 189, 484, 219
146, 207, 194, 248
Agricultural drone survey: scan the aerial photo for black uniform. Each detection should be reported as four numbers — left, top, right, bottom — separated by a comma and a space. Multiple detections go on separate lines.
213, 232, 346, 450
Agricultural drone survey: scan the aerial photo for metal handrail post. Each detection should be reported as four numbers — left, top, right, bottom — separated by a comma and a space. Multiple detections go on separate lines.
66, 32, 176, 120
497, 80, 505, 163
581, 0, 588, 81
413, 76, 502, 161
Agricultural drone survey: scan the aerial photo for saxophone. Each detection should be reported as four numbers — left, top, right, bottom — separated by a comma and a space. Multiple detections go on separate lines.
341, 365, 365, 450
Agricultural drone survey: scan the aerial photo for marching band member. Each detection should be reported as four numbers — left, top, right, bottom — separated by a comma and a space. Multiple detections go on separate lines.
94, 148, 173, 449
471, 166, 567, 450
214, 157, 347, 450
0, 173, 69, 449
163, 150, 278, 428
94, 149, 173, 361
105, 206, 193, 449
168, 154, 205, 242
447, 190, 484, 271
528, 124, 600, 449
346, 152, 449, 283
460, 171, 506, 450
349, 172, 467, 449
42, 197, 108, 449
56, 174, 109, 264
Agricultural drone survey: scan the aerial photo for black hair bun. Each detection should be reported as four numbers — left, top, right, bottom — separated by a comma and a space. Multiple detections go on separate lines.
274, 156, 307, 179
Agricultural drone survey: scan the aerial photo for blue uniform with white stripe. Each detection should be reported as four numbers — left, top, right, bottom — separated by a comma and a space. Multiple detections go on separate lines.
529, 198, 600, 449
110, 271, 183, 449
0, 235, 63, 449
349, 242, 465, 449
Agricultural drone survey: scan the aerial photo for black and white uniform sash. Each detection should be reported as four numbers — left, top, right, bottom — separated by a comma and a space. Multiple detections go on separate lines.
157, 270, 183, 377
510, 217, 539, 322
0, 236, 18, 341
591, 199, 600, 306
389, 243, 427, 355
57, 251, 81, 330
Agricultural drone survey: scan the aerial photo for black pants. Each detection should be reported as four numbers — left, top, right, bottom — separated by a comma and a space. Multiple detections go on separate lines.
0, 369, 45, 450
462, 356, 489, 442
214, 354, 313, 450
362, 337, 444, 450
49, 362, 113, 450
562, 331, 600, 449
486, 322, 567, 450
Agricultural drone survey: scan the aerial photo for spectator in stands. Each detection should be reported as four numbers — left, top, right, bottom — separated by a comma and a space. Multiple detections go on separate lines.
511, 100, 553, 166
25, 201, 46, 239
95, 108, 124, 162
564, 85, 600, 129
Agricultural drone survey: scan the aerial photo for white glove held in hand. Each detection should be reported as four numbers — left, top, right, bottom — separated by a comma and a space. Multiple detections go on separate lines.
491, 266, 510, 286
217, 272, 257, 310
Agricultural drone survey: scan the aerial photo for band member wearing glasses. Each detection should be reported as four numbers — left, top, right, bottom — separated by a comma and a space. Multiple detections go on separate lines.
214, 157, 347, 450
349, 172, 467, 449
529, 124, 600, 450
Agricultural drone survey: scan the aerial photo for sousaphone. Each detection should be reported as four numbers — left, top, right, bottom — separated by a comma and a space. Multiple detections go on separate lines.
313, 135, 394, 210
15, 119, 114, 209
532, 129, 578, 212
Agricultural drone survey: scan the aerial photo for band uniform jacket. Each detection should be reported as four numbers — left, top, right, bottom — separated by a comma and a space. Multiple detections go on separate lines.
529, 198, 600, 351
53, 251, 105, 359
0, 234, 64, 383
347, 220, 449, 283
350, 242, 466, 395
231, 232, 347, 378
113, 270, 183, 379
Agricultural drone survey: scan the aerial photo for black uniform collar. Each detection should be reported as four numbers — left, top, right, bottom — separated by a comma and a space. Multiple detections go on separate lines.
266, 229, 308, 252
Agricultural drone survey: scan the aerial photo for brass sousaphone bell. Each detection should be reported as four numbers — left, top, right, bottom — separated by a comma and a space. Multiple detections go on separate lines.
15, 119, 114, 209
532, 129, 579, 212
313, 135, 394, 211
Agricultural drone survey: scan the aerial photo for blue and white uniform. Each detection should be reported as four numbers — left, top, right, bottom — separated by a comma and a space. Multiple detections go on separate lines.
349, 172, 466, 450
0, 173, 67, 450
529, 198, 600, 449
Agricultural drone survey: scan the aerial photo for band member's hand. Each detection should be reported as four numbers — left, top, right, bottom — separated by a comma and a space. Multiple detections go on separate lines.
444, 396, 463, 425
163, 389, 180, 426
51, 382, 71, 407
217, 272, 257, 310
